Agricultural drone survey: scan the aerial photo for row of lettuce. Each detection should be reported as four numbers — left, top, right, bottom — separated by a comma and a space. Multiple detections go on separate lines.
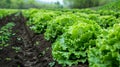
22, 9, 120, 67
0, 9, 18, 19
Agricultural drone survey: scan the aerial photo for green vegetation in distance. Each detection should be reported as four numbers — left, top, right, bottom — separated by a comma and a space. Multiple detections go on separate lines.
0, 9, 18, 19
98, 0, 120, 11
0, 0, 118, 9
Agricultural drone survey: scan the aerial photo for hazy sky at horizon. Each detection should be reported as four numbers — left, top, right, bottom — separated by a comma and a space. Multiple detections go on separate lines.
37, 0, 64, 5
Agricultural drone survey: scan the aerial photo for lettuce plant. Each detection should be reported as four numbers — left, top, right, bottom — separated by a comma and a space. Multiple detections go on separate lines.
88, 23, 120, 67
52, 21, 101, 66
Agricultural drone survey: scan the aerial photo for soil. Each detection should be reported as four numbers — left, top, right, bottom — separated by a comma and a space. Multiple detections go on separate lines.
0, 12, 88, 67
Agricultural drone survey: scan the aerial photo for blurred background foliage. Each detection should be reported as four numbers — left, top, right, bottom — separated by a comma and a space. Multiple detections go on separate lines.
63, 0, 116, 8
0, 0, 118, 9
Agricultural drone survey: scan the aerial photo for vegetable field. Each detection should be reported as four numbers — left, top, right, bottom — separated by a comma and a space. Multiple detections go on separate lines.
0, 7, 120, 67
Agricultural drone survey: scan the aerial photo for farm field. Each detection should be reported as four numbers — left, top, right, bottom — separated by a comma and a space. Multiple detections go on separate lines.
0, 1, 120, 67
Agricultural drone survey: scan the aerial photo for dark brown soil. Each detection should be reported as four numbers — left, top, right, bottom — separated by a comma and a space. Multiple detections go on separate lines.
0, 12, 88, 67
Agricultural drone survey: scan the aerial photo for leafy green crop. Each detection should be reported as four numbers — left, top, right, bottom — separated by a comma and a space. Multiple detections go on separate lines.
26, 10, 61, 33
44, 13, 79, 41
96, 15, 119, 28
52, 21, 101, 66
0, 9, 18, 19
22, 9, 39, 18
22, 8, 120, 67
0, 23, 15, 49
78, 9, 97, 14
98, 10, 116, 16
88, 13, 120, 28
88, 23, 120, 67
